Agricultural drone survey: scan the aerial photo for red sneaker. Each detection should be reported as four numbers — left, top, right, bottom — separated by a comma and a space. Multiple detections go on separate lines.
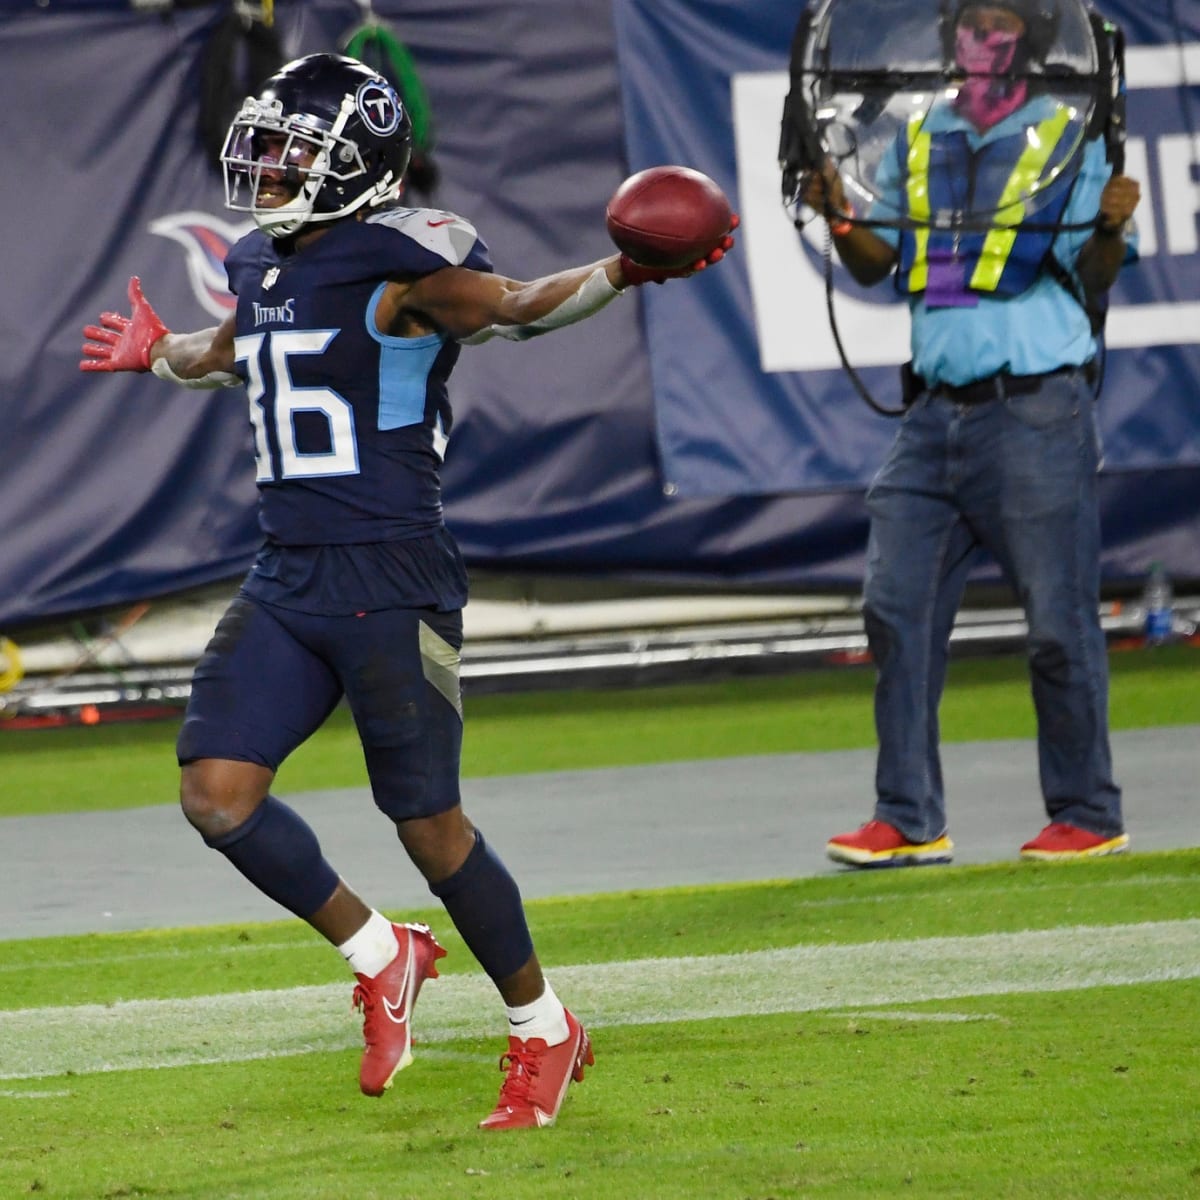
826, 819, 954, 868
352, 922, 447, 1096
478, 1009, 594, 1130
1020, 823, 1130, 861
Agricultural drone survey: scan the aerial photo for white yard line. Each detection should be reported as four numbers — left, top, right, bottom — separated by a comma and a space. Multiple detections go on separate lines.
1, 919, 1197, 1082
1, 870, 1194, 977
817, 1010, 1002, 1023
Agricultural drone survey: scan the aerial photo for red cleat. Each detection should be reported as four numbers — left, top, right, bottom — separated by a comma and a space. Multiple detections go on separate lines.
826, 819, 954, 868
478, 1009, 594, 1130
352, 922, 446, 1096
1020, 822, 1130, 861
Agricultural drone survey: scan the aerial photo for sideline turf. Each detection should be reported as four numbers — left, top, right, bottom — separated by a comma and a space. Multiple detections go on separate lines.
1, 643, 1196, 817
1, 854, 1197, 1007
1, 855, 1198, 1199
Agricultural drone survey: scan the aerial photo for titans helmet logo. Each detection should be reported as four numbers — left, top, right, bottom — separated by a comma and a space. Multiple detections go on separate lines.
356, 79, 404, 137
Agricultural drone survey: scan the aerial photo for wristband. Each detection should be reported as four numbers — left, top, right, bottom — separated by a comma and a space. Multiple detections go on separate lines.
829, 205, 855, 237
151, 357, 241, 389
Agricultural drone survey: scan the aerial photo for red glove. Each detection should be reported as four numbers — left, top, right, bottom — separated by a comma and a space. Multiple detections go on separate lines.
619, 214, 739, 286
80, 276, 170, 373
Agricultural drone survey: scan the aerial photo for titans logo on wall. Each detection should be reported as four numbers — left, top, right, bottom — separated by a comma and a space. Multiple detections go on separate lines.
148, 211, 255, 319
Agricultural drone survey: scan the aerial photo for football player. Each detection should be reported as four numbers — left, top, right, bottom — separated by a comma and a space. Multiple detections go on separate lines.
80, 53, 735, 1130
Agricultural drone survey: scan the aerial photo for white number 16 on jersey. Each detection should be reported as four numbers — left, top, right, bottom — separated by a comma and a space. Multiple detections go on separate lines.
234, 329, 359, 482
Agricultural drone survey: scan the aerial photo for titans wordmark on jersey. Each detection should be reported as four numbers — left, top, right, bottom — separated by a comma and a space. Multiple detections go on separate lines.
225, 208, 493, 547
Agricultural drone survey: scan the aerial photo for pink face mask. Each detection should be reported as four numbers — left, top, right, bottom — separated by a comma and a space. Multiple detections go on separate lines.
955, 25, 1020, 74
953, 26, 1027, 129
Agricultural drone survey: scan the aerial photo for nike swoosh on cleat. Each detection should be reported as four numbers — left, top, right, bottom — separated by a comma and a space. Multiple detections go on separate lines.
427, 218, 455, 227
381, 953, 414, 1025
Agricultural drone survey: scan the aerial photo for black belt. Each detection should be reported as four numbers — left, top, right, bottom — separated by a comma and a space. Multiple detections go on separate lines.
925, 362, 1095, 406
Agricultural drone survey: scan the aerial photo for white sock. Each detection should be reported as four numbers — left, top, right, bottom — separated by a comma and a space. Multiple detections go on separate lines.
337, 910, 399, 978
505, 981, 569, 1045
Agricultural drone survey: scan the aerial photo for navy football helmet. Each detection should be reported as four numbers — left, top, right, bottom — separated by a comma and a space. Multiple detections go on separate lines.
221, 53, 413, 238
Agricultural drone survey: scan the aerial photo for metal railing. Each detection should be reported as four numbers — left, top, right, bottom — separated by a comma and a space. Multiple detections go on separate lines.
2, 593, 1194, 720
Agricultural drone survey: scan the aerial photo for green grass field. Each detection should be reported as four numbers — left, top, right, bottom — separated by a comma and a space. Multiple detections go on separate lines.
1, 645, 1198, 1198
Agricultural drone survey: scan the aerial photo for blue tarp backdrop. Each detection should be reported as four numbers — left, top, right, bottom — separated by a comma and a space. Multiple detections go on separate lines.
616, 0, 1200, 496
0, 0, 1196, 630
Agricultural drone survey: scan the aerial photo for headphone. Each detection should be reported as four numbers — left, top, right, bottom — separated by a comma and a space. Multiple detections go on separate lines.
941, 0, 1061, 68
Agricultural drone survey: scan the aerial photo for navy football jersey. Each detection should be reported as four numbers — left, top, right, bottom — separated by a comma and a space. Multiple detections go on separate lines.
224, 206, 491, 615
225, 207, 493, 545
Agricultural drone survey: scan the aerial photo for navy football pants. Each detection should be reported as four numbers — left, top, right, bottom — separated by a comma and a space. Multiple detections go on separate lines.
177, 595, 464, 821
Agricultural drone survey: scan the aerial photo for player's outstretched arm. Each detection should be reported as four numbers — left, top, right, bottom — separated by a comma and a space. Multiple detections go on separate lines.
402, 227, 736, 345
400, 258, 625, 344
80, 277, 240, 389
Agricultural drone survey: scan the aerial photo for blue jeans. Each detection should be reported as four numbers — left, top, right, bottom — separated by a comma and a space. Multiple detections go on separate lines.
863, 368, 1123, 842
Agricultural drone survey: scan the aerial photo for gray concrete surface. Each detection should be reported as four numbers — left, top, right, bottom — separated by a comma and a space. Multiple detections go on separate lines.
3, 727, 1196, 941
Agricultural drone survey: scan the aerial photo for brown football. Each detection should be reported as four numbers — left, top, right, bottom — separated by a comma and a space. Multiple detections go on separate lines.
605, 165, 733, 269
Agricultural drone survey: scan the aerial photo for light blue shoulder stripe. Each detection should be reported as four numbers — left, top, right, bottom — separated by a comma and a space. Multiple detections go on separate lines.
365, 283, 445, 431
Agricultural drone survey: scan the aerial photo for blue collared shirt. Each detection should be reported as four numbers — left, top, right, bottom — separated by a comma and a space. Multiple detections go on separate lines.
870, 100, 1136, 386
